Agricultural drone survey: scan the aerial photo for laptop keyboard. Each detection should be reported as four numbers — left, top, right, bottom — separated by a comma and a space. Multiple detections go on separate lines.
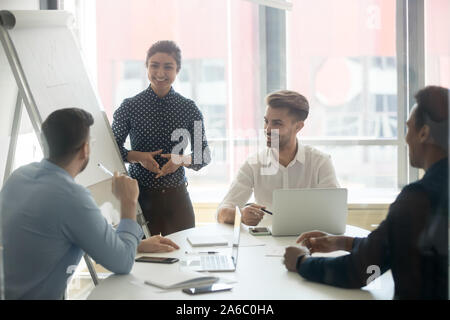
201, 255, 232, 270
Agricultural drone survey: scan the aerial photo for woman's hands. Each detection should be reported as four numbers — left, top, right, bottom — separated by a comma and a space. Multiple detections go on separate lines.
127, 150, 191, 178
155, 154, 191, 179
128, 150, 162, 174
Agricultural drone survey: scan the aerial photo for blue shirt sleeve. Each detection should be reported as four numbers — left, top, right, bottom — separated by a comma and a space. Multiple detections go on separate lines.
60, 186, 143, 274
112, 100, 131, 163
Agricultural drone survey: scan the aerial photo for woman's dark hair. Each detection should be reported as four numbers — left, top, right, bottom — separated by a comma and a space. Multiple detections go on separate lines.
145, 40, 181, 72
41, 108, 94, 163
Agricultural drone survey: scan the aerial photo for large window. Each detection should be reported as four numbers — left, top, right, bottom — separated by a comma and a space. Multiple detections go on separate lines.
60, 0, 448, 204
425, 0, 449, 87
67, 0, 264, 203
286, 0, 399, 202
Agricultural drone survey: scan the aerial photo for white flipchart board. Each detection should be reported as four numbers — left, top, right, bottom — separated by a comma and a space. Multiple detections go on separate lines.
0, 10, 126, 225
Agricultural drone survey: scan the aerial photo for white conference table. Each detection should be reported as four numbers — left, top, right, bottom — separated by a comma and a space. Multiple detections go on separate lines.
87, 223, 394, 300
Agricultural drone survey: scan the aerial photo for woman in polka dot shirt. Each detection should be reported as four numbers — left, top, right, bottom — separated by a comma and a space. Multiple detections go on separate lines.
112, 40, 211, 236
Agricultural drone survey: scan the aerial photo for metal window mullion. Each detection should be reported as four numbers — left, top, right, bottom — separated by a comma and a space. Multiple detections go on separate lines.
299, 139, 399, 146
258, 5, 268, 122
208, 137, 399, 145
396, 0, 409, 189
244, 0, 292, 11
265, 6, 286, 93
39, 0, 60, 10
406, 0, 424, 183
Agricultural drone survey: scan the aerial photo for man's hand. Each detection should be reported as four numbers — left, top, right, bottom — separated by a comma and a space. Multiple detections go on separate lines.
155, 154, 190, 178
112, 171, 139, 202
112, 172, 139, 220
217, 207, 236, 224
138, 235, 180, 253
241, 203, 265, 226
284, 246, 309, 272
296, 230, 354, 253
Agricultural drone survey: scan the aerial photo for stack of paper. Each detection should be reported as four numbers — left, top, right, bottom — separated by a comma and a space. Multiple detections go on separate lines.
187, 235, 229, 247
144, 268, 219, 289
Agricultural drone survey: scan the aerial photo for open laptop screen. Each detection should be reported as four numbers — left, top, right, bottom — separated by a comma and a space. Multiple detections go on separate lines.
231, 206, 242, 265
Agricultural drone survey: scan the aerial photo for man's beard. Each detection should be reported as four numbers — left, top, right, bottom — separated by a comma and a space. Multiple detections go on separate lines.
266, 132, 290, 150
79, 157, 89, 174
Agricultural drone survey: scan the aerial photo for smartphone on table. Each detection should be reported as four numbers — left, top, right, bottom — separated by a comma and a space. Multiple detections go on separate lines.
182, 283, 233, 295
135, 256, 179, 264
249, 226, 271, 236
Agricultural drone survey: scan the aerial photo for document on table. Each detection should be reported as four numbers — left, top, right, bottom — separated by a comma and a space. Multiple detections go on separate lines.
224, 232, 265, 247
144, 268, 218, 289
264, 246, 286, 257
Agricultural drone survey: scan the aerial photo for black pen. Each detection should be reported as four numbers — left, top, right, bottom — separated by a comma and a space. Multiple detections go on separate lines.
185, 251, 219, 255
244, 203, 273, 215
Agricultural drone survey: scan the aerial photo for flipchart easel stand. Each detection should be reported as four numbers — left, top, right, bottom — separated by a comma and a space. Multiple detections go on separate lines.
0, 19, 150, 291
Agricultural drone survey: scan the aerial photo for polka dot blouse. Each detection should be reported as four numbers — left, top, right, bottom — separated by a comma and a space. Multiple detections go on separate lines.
112, 85, 211, 189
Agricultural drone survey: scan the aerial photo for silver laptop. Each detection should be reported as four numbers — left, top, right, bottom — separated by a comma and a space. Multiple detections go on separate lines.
185, 206, 241, 272
270, 188, 348, 236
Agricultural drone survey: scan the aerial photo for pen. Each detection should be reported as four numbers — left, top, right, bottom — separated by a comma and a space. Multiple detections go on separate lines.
97, 163, 113, 176
185, 251, 219, 255
244, 203, 273, 215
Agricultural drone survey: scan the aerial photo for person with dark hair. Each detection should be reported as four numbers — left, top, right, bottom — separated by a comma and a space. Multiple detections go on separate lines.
217, 90, 339, 226
0, 108, 179, 300
284, 85, 449, 300
112, 40, 211, 236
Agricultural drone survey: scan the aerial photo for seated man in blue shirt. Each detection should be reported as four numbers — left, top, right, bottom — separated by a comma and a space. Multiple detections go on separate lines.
284, 85, 448, 300
0, 108, 179, 300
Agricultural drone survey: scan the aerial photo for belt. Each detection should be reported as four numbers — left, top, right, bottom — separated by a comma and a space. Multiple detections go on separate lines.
139, 182, 188, 195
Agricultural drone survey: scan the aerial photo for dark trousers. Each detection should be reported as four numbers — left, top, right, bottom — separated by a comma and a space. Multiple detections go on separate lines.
138, 183, 195, 236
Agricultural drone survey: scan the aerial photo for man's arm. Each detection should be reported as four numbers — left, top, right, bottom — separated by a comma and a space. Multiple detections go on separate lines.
317, 155, 340, 188
216, 162, 254, 224
61, 188, 143, 275
296, 230, 355, 253
294, 218, 392, 288
294, 188, 430, 289
111, 100, 131, 163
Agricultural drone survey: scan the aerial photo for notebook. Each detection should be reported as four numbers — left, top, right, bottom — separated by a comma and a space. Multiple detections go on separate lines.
186, 235, 229, 247
183, 206, 242, 272
144, 268, 219, 289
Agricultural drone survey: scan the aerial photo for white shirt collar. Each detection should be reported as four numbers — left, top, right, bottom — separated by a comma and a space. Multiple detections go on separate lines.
265, 138, 305, 167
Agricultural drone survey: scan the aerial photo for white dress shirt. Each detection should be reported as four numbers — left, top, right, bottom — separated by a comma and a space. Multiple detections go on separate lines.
217, 140, 339, 224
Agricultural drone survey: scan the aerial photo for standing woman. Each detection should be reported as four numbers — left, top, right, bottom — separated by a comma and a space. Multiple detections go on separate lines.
112, 40, 211, 236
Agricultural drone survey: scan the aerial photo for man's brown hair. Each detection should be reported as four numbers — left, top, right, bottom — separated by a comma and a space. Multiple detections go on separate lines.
414, 85, 449, 151
266, 90, 309, 121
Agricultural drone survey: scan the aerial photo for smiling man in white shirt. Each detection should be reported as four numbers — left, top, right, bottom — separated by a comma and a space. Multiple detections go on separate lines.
217, 90, 340, 226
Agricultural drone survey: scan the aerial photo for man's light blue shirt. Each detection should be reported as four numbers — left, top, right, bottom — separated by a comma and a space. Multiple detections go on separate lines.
0, 159, 143, 299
